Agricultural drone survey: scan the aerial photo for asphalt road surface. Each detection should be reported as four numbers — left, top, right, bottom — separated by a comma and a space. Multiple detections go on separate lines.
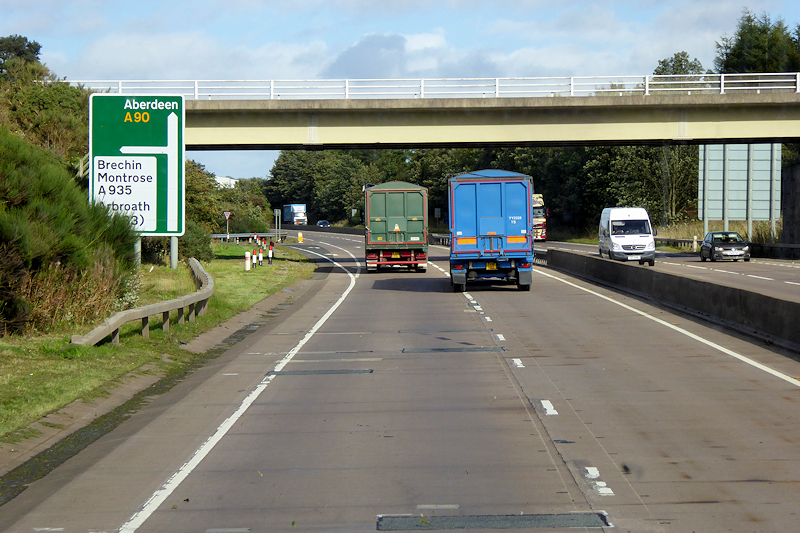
1, 233, 799, 532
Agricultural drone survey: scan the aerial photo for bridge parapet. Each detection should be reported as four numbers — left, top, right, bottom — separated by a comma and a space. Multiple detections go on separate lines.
70, 73, 800, 101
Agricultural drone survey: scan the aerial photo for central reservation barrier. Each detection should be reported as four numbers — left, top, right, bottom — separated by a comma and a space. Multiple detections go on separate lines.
539, 249, 800, 351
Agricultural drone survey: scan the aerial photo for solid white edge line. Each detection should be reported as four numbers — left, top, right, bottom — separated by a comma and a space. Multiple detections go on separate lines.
119, 246, 360, 533
532, 269, 800, 389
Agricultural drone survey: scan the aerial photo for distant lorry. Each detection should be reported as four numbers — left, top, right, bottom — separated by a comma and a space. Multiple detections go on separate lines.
282, 204, 307, 225
531, 193, 547, 241
598, 207, 657, 266
364, 181, 428, 272
448, 170, 535, 292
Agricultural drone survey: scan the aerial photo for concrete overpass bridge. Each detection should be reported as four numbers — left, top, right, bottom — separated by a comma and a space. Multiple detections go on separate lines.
73, 73, 800, 151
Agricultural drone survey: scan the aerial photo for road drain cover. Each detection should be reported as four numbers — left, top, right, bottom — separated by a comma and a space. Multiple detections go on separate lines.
267, 369, 373, 376
377, 513, 608, 530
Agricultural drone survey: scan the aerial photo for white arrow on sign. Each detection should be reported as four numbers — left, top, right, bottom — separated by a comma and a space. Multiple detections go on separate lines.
120, 112, 180, 232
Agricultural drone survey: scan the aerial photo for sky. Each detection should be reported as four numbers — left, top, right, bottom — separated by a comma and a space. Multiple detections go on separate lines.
3, 0, 800, 180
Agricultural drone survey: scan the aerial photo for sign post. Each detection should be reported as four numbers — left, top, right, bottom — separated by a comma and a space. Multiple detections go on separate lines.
89, 94, 185, 256
224, 210, 232, 240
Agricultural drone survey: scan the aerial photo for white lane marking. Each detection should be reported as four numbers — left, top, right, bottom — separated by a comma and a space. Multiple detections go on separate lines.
484, 317, 492, 322
595, 481, 615, 496
787, 281, 800, 286
584, 467, 614, 496
496, 333, 506, 341
533, 269, 800, 389
222, 373, 238, 376
430, 261, 450, 276
511, 358, 524, 368
417, 504, 460, 510
747, 275, 774, 281
541, 400, 558, 416
119, 245, 360, 533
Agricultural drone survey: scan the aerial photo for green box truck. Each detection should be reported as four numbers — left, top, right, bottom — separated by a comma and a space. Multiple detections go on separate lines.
365, 181, 428, 272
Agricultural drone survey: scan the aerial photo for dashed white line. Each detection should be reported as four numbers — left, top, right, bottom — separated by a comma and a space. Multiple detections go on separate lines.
511, 358, 524, 368
584, 467, 614, 496
541, 400, 558, 416
747, 275, 774, 281
496, 333, 506, 341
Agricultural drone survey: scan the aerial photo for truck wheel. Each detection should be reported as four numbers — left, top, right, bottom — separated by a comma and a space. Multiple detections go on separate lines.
518, 283, 531, 291
415, 266, 427, 273
453, 282, 466, 293
649, 259, 655, 266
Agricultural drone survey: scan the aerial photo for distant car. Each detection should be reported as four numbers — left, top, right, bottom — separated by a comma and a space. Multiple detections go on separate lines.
700, 231, 750, 262
316, 220, 330, 227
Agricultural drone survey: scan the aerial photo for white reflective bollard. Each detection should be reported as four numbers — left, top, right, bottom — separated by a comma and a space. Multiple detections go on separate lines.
245, 251, 251, 271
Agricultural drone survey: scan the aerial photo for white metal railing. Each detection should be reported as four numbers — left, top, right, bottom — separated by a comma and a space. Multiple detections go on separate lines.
67, 73, 800, 101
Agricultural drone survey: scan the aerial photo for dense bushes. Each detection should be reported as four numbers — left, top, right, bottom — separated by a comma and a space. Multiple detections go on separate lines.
0, 125, 138, 335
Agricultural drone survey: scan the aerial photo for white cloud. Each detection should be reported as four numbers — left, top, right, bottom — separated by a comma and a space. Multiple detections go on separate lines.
61, 32, 330, 80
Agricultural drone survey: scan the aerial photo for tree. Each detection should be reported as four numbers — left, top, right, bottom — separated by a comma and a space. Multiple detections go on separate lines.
0, 35, 41, 76
184, 160, 222, 232
715, 9, 800, 73
220, 178, 272, 233
654, 51, 706, 75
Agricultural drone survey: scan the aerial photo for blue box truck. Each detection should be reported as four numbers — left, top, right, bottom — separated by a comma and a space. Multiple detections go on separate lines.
448, 170, 534, 292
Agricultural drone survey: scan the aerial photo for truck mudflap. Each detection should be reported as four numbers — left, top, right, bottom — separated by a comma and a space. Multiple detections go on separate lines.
518, 269, 533, 286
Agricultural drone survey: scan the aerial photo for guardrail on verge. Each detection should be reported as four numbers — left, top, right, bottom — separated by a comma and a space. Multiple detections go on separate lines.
70, 258, 214, 346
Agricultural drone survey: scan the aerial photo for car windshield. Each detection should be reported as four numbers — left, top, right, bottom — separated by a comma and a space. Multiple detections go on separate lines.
712, 233, 744, 244
611, 220, 650, 235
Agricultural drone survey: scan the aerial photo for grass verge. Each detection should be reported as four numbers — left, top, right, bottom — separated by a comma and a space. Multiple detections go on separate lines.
0, 241, 315, 442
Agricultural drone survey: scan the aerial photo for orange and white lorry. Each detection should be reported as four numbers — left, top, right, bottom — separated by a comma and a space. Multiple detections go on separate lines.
532, 193, 547, 241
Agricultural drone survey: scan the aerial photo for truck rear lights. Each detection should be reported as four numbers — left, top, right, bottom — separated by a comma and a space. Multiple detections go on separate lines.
520, 262, 531, 268
452, 264, 465, 270
366, 253, 378, 260
416, 252, 427, 259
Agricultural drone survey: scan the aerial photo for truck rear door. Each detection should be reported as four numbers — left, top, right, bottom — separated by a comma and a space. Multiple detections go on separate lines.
451, 179, 530, 256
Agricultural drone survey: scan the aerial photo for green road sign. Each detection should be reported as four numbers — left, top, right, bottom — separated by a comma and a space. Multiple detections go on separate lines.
89, 94, 185, 236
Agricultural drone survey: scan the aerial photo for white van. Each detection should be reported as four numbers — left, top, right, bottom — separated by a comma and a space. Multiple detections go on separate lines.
599, 207, 657, 266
